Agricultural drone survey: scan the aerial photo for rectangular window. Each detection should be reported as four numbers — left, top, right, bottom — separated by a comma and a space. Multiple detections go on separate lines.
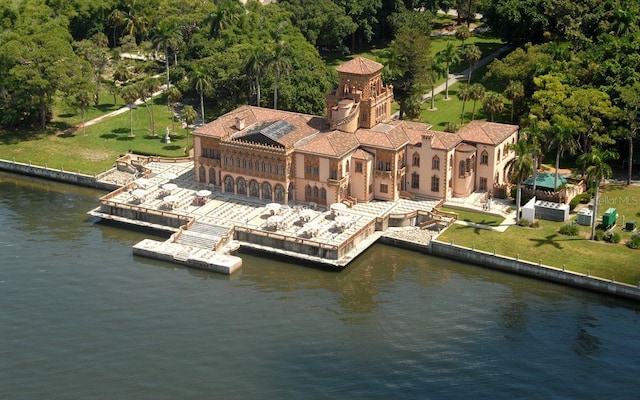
481, 153, 488, 165
432, 157, 440, 170
480, 177, 488, 191
380, 183, 388, 193
377, 160, 384, 171
431, 176, 440, 192
413, 155, 420, 167
355, 162, 363, 173
305, 165, 312, 175
411, 173, 420, 189
385, 161, 391, 171
330, 170, 338, 180
313, 166, 319, 176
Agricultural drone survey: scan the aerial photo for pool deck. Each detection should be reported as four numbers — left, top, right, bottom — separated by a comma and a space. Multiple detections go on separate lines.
89, 160, 446, 274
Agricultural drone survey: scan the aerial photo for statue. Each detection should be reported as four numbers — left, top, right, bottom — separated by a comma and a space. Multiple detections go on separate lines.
164, 126, 171, 143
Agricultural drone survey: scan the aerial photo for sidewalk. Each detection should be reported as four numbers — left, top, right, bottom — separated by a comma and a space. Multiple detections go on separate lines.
444, 192, 517, 232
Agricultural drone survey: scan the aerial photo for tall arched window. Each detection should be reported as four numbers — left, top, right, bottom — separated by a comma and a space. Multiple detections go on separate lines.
224, 176, 234, 193
481, 150, 489, 165
249, 180, 260, 197
274, 184, 285, 202
412, 152, 420, 167
237, 177, 246, 195
199, 165, 206, 181
305, 184, 312, 200
432, 155, 440, 170
209, 167, 216, 184
459, 161, 465, 177
288, 182, 295, 201
262, 182, 272, 201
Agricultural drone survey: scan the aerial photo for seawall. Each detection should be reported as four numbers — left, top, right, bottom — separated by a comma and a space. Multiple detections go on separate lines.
379, 235, 640, 302
0, 159, 119, 191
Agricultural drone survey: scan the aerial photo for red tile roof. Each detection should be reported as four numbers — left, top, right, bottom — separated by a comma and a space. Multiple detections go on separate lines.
457, 120, 518, 145
296, 130, 360, 157
336, 57, 384, 75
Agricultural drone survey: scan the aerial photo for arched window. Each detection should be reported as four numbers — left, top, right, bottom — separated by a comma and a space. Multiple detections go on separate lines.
237, 177, 246, 195
199, 165, 206, 181
412, 152, 420, 167
320, 188, 326, 200
224, 176, 234, 193
274, 184, 285, 202
305, 184, 312, 200
459, 161, 465, 178
313, 186, 319, 199
481, 150, 489, 165
432, 155, 440, 170
496, 149, 501, 161
288, 182, 295, 201
262, 182, 272, 201
249, 180, 260, 197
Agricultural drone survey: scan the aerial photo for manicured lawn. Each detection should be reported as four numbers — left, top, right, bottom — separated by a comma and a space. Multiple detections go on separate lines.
438, 185, 640, 285
0, 100, 191, 174
440, 207, 505, 226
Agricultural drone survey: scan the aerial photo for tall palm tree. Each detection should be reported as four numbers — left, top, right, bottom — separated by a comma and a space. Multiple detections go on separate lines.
577, 147, 619, 239
152, 20, 182, 88
457, 84, 472, 124
455, 24, 470, 46
165, 86, 182, 135
428, 60, 445, 110
140, 77, 160, 136
507, 139, 535, 225
548, 117, 578, 192
182, 105, 197, 156
121, 0, 148, 44
120, 84, 140, 138
243, 43, 268, 107
504, 80, 524, 123
207, 0, 242, 38
189, 64, 212, 125
469, 83, 485, 120
462, 45, 481, 85
482, 91, 505, 122
435, 40, 460, 100
265, 40, 291, 111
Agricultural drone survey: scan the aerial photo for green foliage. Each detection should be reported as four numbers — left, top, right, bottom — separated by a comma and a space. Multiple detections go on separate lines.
604, 231, 621, 244
559, 223, 580, 236
569, 193, 591, 210
628, 233, 640, 249
594, 229, 606, 241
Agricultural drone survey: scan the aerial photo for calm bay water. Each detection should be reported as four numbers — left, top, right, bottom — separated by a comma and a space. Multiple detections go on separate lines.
1, 171, 639, 399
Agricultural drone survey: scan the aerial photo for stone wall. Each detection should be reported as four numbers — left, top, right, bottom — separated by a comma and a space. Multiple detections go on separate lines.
0, 159, 119, 191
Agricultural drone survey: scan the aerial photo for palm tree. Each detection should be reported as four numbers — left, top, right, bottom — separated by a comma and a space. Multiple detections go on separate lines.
140, 77, 160, 136
120, 84, 140, 138
121, 0, 148, 44
507, 139, 535, 225
457, 84, 472, 124
243, 43, 268, 107
462, 45, 481, 85
455, 24, 470, 46
577, 147, 619, 239
428, 60, 445, 110
265, 40, 292, 110
520, 116, 545, 194
165, 86, 182, 135
482, 91, 505, 122
469, 83, 485, 120
504, 80, 525, 123
152, 20, 182, 88
435, 40, 459, 100
619, 82, 640, 185
548, 117, 578, 192
207, 0, 242, 38
189, 64, 212, 125
182, 105, 197, 155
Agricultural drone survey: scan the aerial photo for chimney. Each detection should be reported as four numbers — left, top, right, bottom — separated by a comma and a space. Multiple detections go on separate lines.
235, 117, 245, 130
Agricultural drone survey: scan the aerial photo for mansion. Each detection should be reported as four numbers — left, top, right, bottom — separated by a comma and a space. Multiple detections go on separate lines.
192, 57, 518, 206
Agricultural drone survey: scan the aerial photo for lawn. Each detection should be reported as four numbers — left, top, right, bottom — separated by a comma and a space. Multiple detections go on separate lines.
0, 99, 191, 174
438, 185, 640, 285
440, 206, 505, 226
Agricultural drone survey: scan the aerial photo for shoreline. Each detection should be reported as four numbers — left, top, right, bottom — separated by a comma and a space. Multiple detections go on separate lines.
2, 159, 639, 302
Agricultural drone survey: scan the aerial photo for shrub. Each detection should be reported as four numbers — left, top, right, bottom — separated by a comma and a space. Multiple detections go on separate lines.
570, 193, 591, 210
604, 231, 621, 244
518, 218, 531, 227
593, 229, 606, 241
559, 223, 579, 236
628, 234, 640, 249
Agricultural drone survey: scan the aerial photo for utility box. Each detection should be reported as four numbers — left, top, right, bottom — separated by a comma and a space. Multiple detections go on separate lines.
577, 208, 592, 226
602, 208, 617, 229
626, 221, 636, 231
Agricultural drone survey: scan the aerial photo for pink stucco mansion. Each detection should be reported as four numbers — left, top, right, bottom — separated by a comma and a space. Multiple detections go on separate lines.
192, 57, 518, 206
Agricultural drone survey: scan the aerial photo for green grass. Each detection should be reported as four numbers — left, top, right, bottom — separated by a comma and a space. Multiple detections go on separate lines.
438, 185, 640, 285
0, 99, 191, 174
440, 207, 505, 226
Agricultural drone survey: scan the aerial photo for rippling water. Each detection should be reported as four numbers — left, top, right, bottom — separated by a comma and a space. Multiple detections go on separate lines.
1, 172, 639, 399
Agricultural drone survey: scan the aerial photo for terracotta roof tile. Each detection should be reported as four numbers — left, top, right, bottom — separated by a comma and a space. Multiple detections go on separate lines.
296, 130, 360, 157
457, 120, 518, 145
336, 57, 384, 75
351, 148, 374, 160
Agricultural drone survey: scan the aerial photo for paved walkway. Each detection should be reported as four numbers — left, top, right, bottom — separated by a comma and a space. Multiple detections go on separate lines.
444, 191, 517, 232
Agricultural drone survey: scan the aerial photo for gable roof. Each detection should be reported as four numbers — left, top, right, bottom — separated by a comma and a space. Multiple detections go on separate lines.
296, 130, 360, 157
336, 57, 384, 75
457, 120, 519, 145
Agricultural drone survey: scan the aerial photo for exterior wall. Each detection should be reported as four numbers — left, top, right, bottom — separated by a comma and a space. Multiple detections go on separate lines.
453, 148, 476, 197
405, 140, 448, 200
